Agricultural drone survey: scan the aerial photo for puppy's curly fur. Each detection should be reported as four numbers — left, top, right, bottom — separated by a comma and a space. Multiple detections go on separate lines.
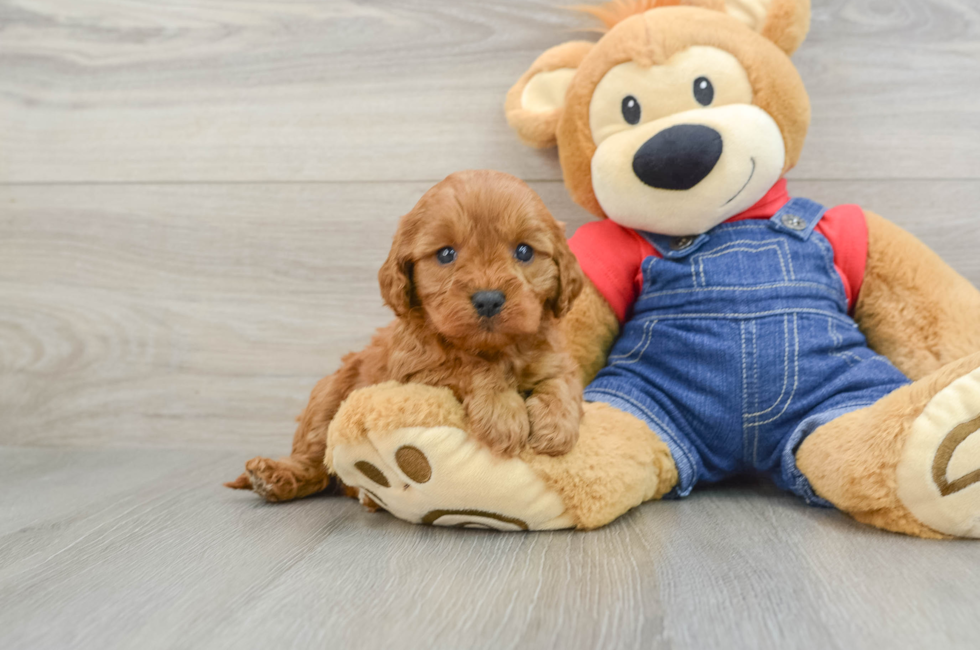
226, 170, 585, 502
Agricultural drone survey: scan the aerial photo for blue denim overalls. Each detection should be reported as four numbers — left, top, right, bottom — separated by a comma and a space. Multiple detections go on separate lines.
583, 198, 911, 504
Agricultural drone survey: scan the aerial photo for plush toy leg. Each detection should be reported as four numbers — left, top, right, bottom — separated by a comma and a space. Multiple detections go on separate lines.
797, 352, 980, 539
326, 382, 677, 530
521, 401, 677, 529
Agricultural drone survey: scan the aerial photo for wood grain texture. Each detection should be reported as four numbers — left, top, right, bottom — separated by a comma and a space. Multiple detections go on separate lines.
1, 446, 978, 650
1, 0, 979, 183
0, 181, 578, 448
2, 180, 978, 449
2, 2, 980, 646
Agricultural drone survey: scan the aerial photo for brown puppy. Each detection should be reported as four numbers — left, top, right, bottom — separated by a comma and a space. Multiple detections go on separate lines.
226, 170, 585, 502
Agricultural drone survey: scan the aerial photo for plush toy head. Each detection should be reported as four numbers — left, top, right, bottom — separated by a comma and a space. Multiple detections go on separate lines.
505, 0, 812, 236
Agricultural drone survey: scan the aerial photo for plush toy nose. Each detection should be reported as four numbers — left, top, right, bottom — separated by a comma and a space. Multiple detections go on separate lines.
632, 124, 723, 191
471, 290, 506, 318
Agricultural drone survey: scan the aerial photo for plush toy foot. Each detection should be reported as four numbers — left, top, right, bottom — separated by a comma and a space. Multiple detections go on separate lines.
326, 382, 677, 530
798, 352, 980, 538
897, 361, 980, 537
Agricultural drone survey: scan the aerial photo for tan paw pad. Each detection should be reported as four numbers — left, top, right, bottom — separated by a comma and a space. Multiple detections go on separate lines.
331, 425, 575, 531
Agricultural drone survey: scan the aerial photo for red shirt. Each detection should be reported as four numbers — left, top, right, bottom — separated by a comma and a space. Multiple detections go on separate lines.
568, 179, 868, 323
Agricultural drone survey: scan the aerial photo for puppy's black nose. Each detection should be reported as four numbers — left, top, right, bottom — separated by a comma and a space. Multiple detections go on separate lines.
632, 124, 723, 190
471, 290, 506, 318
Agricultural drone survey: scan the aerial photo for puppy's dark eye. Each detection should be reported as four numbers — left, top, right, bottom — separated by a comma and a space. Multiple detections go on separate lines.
693, 76, 714, 106
436, 247, 456, 265
621, 95, 641, 125
514, 243, 534, 263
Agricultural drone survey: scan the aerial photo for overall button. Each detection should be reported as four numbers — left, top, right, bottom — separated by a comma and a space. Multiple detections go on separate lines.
782, 213, 807, 231
671, 235, 696, 251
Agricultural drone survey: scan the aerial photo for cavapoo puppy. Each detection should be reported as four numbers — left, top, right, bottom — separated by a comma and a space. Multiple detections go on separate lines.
227, 170, 585, 502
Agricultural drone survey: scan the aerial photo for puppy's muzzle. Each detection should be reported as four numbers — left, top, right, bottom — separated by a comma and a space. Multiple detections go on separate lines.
632, 124, 723, 191
471, 290, 506, 318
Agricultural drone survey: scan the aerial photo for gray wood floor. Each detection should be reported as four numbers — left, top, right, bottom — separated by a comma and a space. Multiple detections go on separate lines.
2, 1, 979, 648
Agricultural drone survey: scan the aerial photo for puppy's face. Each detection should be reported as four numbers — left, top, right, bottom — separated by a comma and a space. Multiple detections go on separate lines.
379, 170, 583, 350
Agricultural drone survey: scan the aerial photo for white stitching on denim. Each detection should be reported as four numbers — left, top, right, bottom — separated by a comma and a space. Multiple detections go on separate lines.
747, 314, 800, 428
695, 241, 791, 285
633, 308, 854, 323
827, 317, 850, 365
783, 238, 797, 278
608, 320, 658, 364
811, 233, 841, 289
740, 321, 750, 433
716, 222, 776, 232
827, 317, 862, 367
641, 282, 841, 298
694, 240, 793, 285
746, 315, 791, 418
739, 320, 756, 461
757, 316, 782, 461
750, 320, 760, 415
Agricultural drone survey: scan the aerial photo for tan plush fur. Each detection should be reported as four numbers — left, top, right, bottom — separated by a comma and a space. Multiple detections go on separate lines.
758, 0, 811, 55
325, 381, 678, 530
505, 41, 595, 149
798, 352, 980, 539
559, 278, 621, 386
227, 170, 585, 501
575, 0, 810, 55
240, 0, 980, 537
575, 0, 723, 30
325, 381, 468, 472
521, 401, 677, 529
854, 211, 980, 382
499, 1, 980, 538
507, 5, 810, 218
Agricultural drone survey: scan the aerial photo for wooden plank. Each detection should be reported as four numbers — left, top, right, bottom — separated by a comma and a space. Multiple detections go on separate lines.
1, 0, 978, 183
1, 447, 978, 650
2, 180, 978, 449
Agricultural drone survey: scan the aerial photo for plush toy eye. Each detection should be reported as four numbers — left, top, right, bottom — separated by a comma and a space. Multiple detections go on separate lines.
514, 243, 534, 262
693, 77, 714, 106
436, 247, 456, 264
621, 95, 641, 125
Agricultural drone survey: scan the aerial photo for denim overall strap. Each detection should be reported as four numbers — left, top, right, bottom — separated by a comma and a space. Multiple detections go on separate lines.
640, 231, 711, 259
768, 197, 828, 241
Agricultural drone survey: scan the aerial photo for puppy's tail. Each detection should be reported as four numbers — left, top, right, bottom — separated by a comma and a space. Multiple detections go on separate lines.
224, 472, 252, 490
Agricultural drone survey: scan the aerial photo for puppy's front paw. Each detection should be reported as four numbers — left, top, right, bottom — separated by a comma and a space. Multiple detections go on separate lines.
526, 394, 581, 456
467, 391, 531, 456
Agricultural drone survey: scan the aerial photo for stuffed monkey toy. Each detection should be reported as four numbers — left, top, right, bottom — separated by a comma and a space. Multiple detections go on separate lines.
324, 0, 980, 537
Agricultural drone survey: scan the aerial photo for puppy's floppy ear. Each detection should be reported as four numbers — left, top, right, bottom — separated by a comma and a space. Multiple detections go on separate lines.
549, 221, 585, 319
378, 216, 416, 317
505, 41, 593, 149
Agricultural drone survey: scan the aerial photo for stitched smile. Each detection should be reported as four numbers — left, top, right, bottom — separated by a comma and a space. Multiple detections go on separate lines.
723, 157, 756, 206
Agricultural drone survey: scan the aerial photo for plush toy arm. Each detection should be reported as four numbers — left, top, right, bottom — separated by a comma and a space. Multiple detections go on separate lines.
854, 211, 980, 380
560, 277, 620, 385
327, 381, 677, 531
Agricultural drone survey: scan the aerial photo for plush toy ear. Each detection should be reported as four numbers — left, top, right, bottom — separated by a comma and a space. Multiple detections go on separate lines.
719, 0, 811, 55
378, 220, 417, 317
581, 0, 810, 55
549, 222, 586, 318
505, 41, 594, 149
